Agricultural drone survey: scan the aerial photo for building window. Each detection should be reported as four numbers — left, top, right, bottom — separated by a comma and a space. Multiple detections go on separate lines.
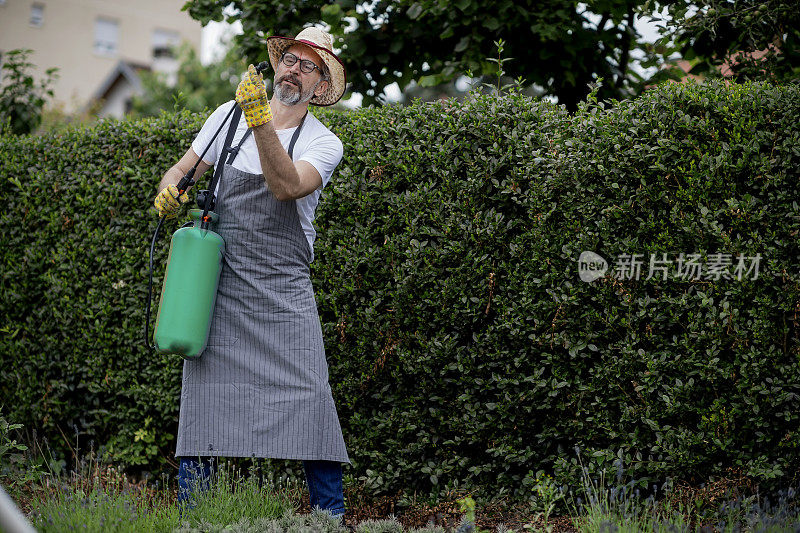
30, 3, 44, 26
94, 18, 119, 56
152, 29, 180, 59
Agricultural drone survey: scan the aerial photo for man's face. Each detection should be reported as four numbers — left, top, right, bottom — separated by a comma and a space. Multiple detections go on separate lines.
273, 44, 327, 106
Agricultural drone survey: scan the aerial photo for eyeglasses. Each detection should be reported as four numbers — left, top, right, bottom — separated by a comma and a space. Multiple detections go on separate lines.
280, 52, 323, 75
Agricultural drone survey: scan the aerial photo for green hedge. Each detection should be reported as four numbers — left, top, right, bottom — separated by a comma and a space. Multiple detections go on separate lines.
1, 80, 799, 501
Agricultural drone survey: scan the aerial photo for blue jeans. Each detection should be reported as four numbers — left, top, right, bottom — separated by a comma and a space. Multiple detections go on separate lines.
177, 457, 345, 517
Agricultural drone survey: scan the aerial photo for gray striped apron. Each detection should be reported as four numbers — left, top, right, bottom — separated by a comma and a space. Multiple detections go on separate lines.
175, 159, 349, 463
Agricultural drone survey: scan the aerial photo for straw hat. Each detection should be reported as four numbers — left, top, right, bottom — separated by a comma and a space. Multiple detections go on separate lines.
266, 27, 346, 106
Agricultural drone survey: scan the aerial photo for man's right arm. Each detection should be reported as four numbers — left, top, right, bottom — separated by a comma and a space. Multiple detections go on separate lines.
158, 147, 213, 192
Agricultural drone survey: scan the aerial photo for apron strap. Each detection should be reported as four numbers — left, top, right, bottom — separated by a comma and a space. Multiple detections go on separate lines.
228, 111, 307, 165
222, 110, 307, 168
204, 103, 243, 216
229, 110, 308, 165
288, 111, 308, 160
225, 126, 252, 165
207, 108, 309, 214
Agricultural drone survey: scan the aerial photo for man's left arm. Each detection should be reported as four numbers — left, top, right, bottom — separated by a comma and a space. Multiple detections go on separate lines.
251, 124, 322, 201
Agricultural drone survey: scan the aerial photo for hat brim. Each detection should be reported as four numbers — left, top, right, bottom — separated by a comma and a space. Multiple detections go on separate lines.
266, 35, 346, 106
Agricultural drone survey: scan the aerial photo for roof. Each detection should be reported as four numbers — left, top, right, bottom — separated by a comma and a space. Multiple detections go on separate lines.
90, 60, 151, 103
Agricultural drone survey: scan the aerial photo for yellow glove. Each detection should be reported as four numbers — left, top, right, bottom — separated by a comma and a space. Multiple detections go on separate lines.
236, 64, 273, 128
153, 184, 190, 219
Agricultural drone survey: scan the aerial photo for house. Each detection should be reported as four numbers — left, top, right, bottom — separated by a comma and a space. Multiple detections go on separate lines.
0, 0, 202, 117
89, 60, 150, 118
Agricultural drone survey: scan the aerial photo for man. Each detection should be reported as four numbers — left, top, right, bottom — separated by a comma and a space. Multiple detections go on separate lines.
153, 27, 349, 517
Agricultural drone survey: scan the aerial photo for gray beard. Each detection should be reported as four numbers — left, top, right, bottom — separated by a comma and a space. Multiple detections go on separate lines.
275, 78, 320, 106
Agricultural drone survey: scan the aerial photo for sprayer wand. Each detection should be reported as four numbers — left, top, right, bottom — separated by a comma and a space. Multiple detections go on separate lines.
174, 104, 235, 197
175, 61, 271, 198
145, 61, 272, 350
195, 61, 270, 230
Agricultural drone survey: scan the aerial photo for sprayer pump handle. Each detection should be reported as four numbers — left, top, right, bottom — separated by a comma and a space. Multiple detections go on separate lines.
176, 168, 196, 194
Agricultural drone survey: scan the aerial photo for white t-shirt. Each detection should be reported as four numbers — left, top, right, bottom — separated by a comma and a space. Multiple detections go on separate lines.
191, 100, 343, 259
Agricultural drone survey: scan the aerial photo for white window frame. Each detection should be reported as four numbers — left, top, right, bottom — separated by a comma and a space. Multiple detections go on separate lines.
30, 3, 44, 27
94, 17, 119, 57
152, 29, 180, 59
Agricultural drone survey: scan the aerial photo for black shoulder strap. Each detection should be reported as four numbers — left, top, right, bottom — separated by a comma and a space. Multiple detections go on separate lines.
288, 111, 308, 160
226, 126, 252, 165
220, 109, 306, 167
208, 104, 242, 195
199, 104, 242, 224
207, 107, 306, 205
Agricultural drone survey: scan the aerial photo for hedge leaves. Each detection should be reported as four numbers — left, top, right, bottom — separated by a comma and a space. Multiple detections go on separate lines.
1, 80, 798, 500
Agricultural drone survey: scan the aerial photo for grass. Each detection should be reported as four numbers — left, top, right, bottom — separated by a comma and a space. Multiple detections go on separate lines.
19, 459, 800, 532
571, 484, 800, 533
19, 452, 453, 532
27, 459, 299, 532
567, 452, 800, 533
25, 470, 453, 532
4, 428, 799, 532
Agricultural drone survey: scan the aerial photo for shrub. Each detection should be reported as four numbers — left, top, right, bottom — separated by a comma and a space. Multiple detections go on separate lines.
0, 49, 59, 135
1, 111, 199, 469
1, 80, 798, 503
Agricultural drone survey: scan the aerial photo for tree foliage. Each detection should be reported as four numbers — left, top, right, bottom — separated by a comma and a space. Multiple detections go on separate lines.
0, 49, 58, 135
660, 0, 800, 81
130, 43, 248, 117
182, 0, 657, 109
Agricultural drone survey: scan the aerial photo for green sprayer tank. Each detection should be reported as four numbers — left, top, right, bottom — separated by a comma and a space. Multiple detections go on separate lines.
154, 209, 225, 359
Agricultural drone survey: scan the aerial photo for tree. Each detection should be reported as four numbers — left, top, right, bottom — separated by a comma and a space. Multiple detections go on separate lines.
0, 49, 58, 135
660, 0, 800, 81
182, 0, 658, 109
130, 43, 248, 117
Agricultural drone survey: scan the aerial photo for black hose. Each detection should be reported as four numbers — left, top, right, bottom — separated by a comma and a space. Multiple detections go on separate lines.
144, 217, 193, 351
144, 216, 165, 351
144, 95, 243, 351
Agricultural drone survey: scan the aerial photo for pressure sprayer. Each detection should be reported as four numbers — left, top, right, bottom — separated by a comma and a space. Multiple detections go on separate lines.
144, 62, 269, 359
